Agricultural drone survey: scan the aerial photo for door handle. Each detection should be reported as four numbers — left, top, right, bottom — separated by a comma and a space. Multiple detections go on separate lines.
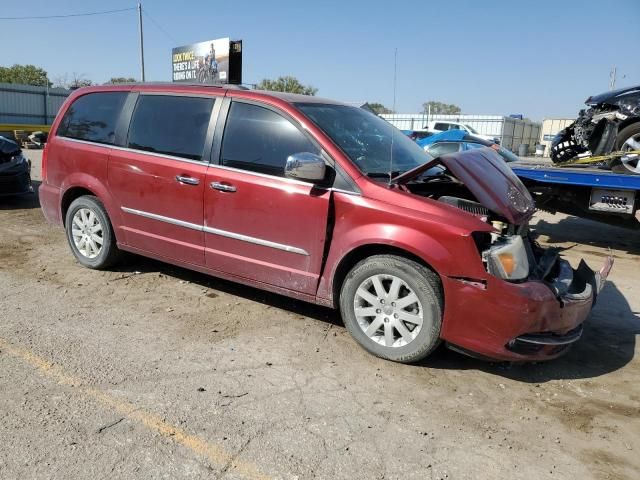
210, 181, 237, 192
176, 175, 200, 185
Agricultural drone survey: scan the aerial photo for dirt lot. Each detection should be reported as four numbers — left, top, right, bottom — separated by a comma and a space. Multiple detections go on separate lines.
1, 151, 639, 479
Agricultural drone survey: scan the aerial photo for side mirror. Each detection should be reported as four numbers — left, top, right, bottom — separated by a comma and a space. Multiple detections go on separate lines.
284, 152, 326, 182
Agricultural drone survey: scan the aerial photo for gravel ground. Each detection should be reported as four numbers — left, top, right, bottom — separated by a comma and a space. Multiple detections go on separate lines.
0, 151, 638, 480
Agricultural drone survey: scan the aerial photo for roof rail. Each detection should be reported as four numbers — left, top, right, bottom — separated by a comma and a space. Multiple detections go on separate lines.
100, 81, 250, 90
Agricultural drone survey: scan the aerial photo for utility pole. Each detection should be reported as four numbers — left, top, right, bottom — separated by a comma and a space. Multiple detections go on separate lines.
609, 66, 616, 91
138, 3, 145, 82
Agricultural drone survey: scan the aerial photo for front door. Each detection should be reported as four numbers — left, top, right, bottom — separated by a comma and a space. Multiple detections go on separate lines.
203, 100, 331, 294
108, 93, 218, 265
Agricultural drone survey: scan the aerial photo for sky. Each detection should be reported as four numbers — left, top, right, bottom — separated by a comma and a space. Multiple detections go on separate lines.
2, 0, 639, 120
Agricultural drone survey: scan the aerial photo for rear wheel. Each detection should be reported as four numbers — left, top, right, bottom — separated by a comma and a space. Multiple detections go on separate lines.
65, 195, 121, 269
339, 255, 442, 363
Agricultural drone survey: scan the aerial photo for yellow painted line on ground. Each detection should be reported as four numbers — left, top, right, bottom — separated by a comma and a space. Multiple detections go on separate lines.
0, 338, 272, 480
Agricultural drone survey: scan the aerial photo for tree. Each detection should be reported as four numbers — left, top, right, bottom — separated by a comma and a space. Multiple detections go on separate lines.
106, 77, 137, 84
422, 101, 461, 115
52, 72, 92, 89
256, 76, 317, 96
0, 64, 50, 86
363, 102, 394, 115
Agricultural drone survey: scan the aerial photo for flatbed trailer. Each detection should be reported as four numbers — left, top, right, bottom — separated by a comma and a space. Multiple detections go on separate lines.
511, 161, 640, 229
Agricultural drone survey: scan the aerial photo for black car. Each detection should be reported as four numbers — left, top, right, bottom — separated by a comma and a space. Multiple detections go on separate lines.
551, 85, 640, 163
0, 136, 32, 197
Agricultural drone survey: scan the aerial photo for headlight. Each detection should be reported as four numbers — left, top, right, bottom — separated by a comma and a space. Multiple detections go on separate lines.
486, 235, 529, 281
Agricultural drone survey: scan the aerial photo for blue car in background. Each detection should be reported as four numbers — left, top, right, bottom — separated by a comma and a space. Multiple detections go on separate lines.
400, 129, 435, 142
416, 130, 520, 163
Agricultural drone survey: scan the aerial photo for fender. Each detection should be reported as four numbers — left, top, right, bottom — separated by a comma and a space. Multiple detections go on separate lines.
316, 221, 487, 306
60, 171, 126, 242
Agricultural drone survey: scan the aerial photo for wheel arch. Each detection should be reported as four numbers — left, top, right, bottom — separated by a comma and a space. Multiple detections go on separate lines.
59, 174, 124, 242
61, 186, 97, 226
330, 243, 443, 310
616, 117, 640, 136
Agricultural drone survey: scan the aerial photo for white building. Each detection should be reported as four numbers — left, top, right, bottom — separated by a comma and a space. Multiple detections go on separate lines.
380, 113, 541, 154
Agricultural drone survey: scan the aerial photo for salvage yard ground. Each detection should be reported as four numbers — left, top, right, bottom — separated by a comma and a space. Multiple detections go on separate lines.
0, 151, 638, 479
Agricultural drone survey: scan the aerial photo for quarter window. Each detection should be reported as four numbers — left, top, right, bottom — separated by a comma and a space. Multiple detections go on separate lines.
220, 102, 319, 177
57, 92, 127, 144
127, 95, 214, 161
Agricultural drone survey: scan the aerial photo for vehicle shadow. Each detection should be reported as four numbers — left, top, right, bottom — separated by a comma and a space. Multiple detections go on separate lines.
534, 215, 640, 255
114, 255, 636, 382
419, 280, 638, 383
0, 180, 41, 210
111, 255, 343, 327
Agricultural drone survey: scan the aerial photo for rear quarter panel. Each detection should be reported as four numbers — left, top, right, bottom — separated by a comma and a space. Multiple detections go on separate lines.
49, 138, 123, 237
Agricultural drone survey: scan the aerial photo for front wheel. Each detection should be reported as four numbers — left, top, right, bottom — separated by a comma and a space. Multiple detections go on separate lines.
615, 122, 640, 152
339, 255, 443, 363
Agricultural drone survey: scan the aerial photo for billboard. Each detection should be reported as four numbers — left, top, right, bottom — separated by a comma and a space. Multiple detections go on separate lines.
172, 37, 242, 85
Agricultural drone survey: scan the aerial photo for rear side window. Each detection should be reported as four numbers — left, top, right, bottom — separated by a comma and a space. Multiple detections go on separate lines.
433, 122, 450, 131
57, 92, 127, 144
220, 102, 319, 177
127, 95, 214, 161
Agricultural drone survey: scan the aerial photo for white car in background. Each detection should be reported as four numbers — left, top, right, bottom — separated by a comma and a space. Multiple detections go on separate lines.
425, 120, 499, 143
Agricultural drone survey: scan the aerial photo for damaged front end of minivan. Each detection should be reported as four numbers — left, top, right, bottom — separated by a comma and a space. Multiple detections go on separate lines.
392, 148, 613, 360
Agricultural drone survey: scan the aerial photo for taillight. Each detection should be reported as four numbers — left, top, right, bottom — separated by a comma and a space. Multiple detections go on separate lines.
41, 142, 49, 182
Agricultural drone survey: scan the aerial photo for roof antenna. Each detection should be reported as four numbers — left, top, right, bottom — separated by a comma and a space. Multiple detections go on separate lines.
389, 47, 398, 186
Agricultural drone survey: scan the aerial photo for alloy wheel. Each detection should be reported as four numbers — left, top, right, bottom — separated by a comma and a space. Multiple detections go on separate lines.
353, 274, 423, 348
71, 208, 104, 259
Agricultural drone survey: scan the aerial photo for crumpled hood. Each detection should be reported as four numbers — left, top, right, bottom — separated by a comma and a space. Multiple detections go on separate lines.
586, 85, 640, 106
392, 148, 536, 224
0, 136, 21, 157
0, 137, 28, 174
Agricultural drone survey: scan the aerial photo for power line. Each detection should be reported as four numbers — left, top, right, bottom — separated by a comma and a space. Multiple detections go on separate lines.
0, 7, 136, 21
142, 8, 178, 45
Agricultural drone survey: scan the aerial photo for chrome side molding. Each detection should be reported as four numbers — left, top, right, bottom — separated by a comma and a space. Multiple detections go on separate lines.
121, 206, 309, 256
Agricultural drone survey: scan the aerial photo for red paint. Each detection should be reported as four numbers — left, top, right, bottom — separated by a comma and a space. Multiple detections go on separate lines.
40, 84, 607, 362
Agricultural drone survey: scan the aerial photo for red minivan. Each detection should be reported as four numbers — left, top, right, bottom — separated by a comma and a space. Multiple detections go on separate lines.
39, 83, 612, 363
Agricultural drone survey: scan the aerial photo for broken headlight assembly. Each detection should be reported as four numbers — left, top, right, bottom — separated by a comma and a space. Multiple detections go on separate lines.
476, 234, 530, 281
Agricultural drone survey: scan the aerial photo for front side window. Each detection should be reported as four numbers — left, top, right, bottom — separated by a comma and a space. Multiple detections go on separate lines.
127, 95, 214, 161
221, 102, 319, 177
57, 92, 127, 144
297, 103, 432, 176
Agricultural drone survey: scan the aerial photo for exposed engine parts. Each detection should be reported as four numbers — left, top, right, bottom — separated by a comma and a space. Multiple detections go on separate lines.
551, 85, 640, 172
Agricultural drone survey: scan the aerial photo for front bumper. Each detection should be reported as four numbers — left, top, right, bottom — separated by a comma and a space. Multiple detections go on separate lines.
0, 168, 32, 196
440, 256, 613, 362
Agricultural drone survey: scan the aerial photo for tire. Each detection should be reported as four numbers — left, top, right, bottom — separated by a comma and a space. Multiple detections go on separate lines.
65, 195, 121, 269
615, 122, 640, 151
339, 255, 443, 363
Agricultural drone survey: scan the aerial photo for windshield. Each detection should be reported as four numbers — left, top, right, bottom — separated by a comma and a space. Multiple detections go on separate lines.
465, 125, 479, 134
296, 103, 433, 175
